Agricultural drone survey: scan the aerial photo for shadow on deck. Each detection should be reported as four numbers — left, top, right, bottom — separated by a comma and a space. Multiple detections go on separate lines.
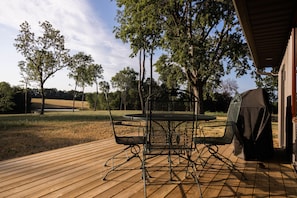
0, 139, 296, 197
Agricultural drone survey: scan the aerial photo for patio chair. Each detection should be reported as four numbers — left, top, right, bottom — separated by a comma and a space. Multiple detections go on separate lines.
194, 93, 246, 179
102, 92, 145, 181
142, 89, 202, 197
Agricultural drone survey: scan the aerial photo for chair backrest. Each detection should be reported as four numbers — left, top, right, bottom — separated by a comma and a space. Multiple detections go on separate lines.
105, 92, 145, 145
104, 92, 118, 139
145, 90, 197, 153
222, 94, 242, 144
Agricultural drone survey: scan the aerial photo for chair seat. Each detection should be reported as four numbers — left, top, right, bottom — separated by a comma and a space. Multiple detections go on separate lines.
116, 136, 146, 145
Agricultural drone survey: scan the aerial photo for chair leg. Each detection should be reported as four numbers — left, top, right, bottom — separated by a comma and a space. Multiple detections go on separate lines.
198, 144, 247, 180
178, 152, 203, 198
103, 145, 142, 180
104, 146, 130, 167
190, 161, 203, 198
142, 151, 202, 198
195, 144, 211, 167
142, 150, 147, 198
211, 150, 247, 180
142, 148, 154, 198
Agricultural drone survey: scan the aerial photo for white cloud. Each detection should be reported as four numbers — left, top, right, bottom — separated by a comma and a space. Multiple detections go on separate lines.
0, 0, 257, 94
0, 0, 137, 92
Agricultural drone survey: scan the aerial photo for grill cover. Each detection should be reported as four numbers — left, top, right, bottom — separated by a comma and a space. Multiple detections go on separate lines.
234, 88, 274, 160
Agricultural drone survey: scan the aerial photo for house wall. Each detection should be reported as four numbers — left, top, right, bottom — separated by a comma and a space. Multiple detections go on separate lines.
278, 64, 286, 148
278, 28, 297, 163
293, 28, 297, 165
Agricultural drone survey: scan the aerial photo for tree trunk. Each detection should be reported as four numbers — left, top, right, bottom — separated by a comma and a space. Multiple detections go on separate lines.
120, 91, 127, 110
24, 84, 27, 114
40, 83, 45, 115
149, 49, 153, 98
138, 50, 145, 114
123, 91, 127, 110
192, 84, 204, 114
198, 84, 205, 114
81, 86, 85, 110
72, 83, 77, 112
94, 83, 98, 111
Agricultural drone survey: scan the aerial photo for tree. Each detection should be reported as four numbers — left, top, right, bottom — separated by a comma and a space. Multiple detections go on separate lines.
115, 0, 251, 113
155, 55, 187, 90
98, 81, 110, 109
111, 67, 138, 110
99, 81, 110, 98
19, 60, 31, 114
254, 71, 278, 103
89, 63, 104, 111
114, 0, 163, 112
216, 78, 238, 97
68, 52, 102, 110
14, 21, 71, 115
0, 82, 15, 112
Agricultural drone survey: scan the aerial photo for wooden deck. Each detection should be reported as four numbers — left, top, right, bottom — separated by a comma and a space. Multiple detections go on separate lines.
0, 138, 296, 198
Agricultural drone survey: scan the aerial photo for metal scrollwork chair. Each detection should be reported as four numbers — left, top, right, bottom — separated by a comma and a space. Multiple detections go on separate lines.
142, 89, 202, 197
194, 94, 246, 179
102, 91, 145, 181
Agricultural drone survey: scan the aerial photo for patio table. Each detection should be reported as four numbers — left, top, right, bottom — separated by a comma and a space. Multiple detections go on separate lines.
125, 113, 216, 154
125, 113, 216, 151
126, 112, 216, 197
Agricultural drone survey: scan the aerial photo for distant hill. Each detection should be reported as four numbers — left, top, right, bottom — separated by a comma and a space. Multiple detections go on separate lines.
31, 98, 89, 110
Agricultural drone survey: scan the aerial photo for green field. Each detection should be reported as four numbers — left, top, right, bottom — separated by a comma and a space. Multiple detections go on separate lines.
31, 98, 90, 110
0, 104, 141, 161
0, 99, 279, 161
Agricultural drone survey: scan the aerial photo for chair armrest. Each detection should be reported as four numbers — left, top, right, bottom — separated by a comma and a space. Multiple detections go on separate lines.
113, 119, 146, 136
114, 119, 145, 127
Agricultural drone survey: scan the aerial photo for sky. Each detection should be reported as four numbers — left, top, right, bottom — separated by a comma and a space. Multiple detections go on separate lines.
0, 0, 256, 93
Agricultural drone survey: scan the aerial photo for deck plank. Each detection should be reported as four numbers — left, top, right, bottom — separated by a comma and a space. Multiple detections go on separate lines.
0, 138, 296, 197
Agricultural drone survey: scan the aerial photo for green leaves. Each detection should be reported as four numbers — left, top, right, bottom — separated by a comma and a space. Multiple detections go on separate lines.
111, 66, 138, 91
114, 0, 252, 113
14, 21, 71, 85
0, 82, 15, 112
68, 52, 104, 90
14, 21, 71, 114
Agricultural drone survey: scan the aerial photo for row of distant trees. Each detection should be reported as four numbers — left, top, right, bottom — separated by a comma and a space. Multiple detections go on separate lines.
87, 88, 235, 113
0, 75, 277, 114
0, 75, 236, 114
0, 81, 85, 114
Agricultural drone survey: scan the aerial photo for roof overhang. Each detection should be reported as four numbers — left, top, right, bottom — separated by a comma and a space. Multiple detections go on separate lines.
233, 0, 297, 69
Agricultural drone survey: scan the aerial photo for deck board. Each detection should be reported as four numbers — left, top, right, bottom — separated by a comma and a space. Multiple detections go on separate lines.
0, 138, 296, 197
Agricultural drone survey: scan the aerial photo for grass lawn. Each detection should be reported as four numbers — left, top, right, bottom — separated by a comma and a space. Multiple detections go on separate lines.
0, 107, 279, 161
0, 110, 141, 161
